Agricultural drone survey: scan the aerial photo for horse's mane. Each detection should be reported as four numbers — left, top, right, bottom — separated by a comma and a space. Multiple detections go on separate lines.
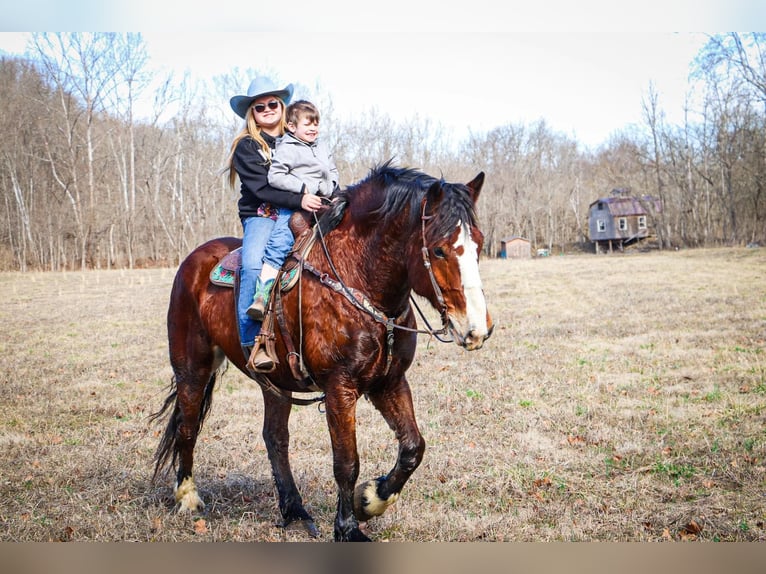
318, 161, 477, 241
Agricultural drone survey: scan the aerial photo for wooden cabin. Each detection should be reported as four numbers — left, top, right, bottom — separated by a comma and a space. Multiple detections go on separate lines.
498, 236, 531, 259
588, 189, 662, 253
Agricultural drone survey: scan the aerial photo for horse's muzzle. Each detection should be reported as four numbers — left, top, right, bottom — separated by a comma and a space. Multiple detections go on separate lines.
449, 316, 493, 351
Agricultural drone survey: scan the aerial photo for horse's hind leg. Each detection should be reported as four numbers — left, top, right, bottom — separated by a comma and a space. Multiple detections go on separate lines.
170, 362, 217, 512
156, 317, 221, 513
261, 389, 318, 537
354, 376, 425, 522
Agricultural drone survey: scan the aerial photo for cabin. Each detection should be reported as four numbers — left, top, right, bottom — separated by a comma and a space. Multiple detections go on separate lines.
498, 236, 531, 259
588, 189, 662, 253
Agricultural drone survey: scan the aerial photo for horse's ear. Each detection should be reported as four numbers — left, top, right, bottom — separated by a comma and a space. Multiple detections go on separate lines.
426, 180, 443, 204
466, 172, 485, 203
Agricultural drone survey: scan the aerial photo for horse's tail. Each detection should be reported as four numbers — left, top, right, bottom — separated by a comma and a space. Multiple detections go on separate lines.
149, 370, 218, 481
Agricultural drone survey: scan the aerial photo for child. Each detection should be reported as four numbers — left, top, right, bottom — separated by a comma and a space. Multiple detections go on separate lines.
246, 100, 339, 321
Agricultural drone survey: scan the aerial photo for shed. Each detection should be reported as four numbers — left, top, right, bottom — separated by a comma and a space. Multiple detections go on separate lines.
499, 236, 531, 259
588, 189, 662, 253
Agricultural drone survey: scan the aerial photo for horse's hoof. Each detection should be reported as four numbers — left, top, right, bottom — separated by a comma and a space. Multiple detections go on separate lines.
353, 478, 399, 522
175, 476, 205, 513
336, 526, 371, 542
283, 518, 319, 538
349, 530, 372, 542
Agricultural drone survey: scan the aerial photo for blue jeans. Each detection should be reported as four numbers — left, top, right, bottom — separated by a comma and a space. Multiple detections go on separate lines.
263, 208, 295, 270
238, 209, 295, 347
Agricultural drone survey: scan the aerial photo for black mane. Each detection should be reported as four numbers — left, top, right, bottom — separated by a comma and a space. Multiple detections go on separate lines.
331, 161, 477, 241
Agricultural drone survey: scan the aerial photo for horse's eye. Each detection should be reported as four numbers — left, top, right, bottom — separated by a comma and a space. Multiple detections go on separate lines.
433, 247, 446, 259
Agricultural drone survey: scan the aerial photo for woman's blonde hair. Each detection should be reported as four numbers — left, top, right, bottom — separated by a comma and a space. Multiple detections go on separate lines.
225, 99, 288, 189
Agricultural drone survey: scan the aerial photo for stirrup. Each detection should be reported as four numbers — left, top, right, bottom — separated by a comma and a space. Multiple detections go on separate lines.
247, 343, 275, 373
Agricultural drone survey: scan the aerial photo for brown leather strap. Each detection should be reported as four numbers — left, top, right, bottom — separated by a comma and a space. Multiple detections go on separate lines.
274, 287, 310, 383
252, 372, 325, 406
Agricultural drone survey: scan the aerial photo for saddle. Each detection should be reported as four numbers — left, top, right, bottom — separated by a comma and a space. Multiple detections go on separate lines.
210, 212, 320, 385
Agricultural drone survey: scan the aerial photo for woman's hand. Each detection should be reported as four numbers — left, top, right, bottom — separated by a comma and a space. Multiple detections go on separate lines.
300, 193, 324, 213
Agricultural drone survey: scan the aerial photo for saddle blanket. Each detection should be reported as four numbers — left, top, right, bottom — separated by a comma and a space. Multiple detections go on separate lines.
210, 247, 299, 291
209, 248, 240, 287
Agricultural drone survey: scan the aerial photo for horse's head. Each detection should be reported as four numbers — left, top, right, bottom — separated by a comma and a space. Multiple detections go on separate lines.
412, 172, 494, 350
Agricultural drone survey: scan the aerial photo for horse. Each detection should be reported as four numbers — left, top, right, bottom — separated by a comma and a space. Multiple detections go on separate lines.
151, 163, 493, 541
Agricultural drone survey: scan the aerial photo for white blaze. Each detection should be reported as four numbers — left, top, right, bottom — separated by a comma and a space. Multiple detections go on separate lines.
454, 223, 488, 336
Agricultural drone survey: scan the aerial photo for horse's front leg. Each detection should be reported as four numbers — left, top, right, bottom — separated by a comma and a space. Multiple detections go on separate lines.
261, 388, 318, 537
324, 386, 369, 541
354, 375, 425, 522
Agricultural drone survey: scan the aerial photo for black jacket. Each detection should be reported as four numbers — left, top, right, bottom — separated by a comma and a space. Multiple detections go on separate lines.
233, 134, 305, 220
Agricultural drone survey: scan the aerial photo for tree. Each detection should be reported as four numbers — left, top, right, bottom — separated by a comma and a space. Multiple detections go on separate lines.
641, 82, 671, 248
1, 34, 764, 270
693, 34, 766, 245
0, 57, 49, 269
107, 33, 151, 268
32, 33, 124, 268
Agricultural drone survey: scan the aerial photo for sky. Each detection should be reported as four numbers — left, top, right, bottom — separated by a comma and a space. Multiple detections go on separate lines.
1, 1, 764, 150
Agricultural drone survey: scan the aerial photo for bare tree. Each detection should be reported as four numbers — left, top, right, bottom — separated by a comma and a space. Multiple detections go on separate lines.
641, 82, 671, 248
31, 33, 124, 268
0, 57, 49, 269
699, 33, 766, 105
106, 33, 150, 268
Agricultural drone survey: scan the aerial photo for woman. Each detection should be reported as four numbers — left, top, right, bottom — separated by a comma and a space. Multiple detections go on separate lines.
226, 77, 324, 372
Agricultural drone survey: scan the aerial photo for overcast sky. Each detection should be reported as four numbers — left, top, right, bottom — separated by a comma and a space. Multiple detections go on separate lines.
1, 1, 764, 149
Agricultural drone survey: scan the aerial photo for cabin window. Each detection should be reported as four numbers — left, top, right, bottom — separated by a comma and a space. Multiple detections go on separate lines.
597, 219, 606, 232
618, 217, 628, 231
597, 202, 605, 210
638, 215, 647, 229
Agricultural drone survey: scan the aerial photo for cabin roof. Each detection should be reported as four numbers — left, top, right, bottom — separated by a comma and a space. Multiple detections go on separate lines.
500, 236, 530, 243
589, 196, 662, 216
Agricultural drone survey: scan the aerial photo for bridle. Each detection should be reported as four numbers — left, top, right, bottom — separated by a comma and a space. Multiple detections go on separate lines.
417, 197, 454, 343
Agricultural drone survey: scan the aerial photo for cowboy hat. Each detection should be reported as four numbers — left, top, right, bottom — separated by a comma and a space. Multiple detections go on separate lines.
230, 77, 294, 119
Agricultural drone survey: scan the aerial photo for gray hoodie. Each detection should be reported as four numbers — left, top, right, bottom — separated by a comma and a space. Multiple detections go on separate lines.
268, 132, 339, 197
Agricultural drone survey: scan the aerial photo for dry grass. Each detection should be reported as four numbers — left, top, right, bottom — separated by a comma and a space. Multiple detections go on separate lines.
1, 248, 765, 542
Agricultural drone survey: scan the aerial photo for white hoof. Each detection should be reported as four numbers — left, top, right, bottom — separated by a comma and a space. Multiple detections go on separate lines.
175, 475, 205, 513
353, 479, 399, 521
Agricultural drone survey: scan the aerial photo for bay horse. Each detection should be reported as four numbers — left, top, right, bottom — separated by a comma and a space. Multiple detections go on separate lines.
151, 163, 493, 541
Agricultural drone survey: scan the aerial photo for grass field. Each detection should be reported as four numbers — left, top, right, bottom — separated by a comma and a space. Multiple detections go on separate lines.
1, 247, 765, 542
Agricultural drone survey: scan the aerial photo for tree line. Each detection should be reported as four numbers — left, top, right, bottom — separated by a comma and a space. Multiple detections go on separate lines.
1, 32, 764, 271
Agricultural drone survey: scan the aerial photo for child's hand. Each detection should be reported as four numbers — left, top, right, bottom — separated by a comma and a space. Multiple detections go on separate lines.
300, 193, 324, 213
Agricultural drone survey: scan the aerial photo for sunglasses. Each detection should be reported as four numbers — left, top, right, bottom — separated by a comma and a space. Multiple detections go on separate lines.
253, 100, 280, 113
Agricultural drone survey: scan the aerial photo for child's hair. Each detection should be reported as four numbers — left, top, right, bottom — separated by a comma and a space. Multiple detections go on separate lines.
286, 100, 320, 125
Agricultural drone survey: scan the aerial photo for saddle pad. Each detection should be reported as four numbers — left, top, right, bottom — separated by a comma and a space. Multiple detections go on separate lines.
209, 246, 301, 291
210, 248, 241, 287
